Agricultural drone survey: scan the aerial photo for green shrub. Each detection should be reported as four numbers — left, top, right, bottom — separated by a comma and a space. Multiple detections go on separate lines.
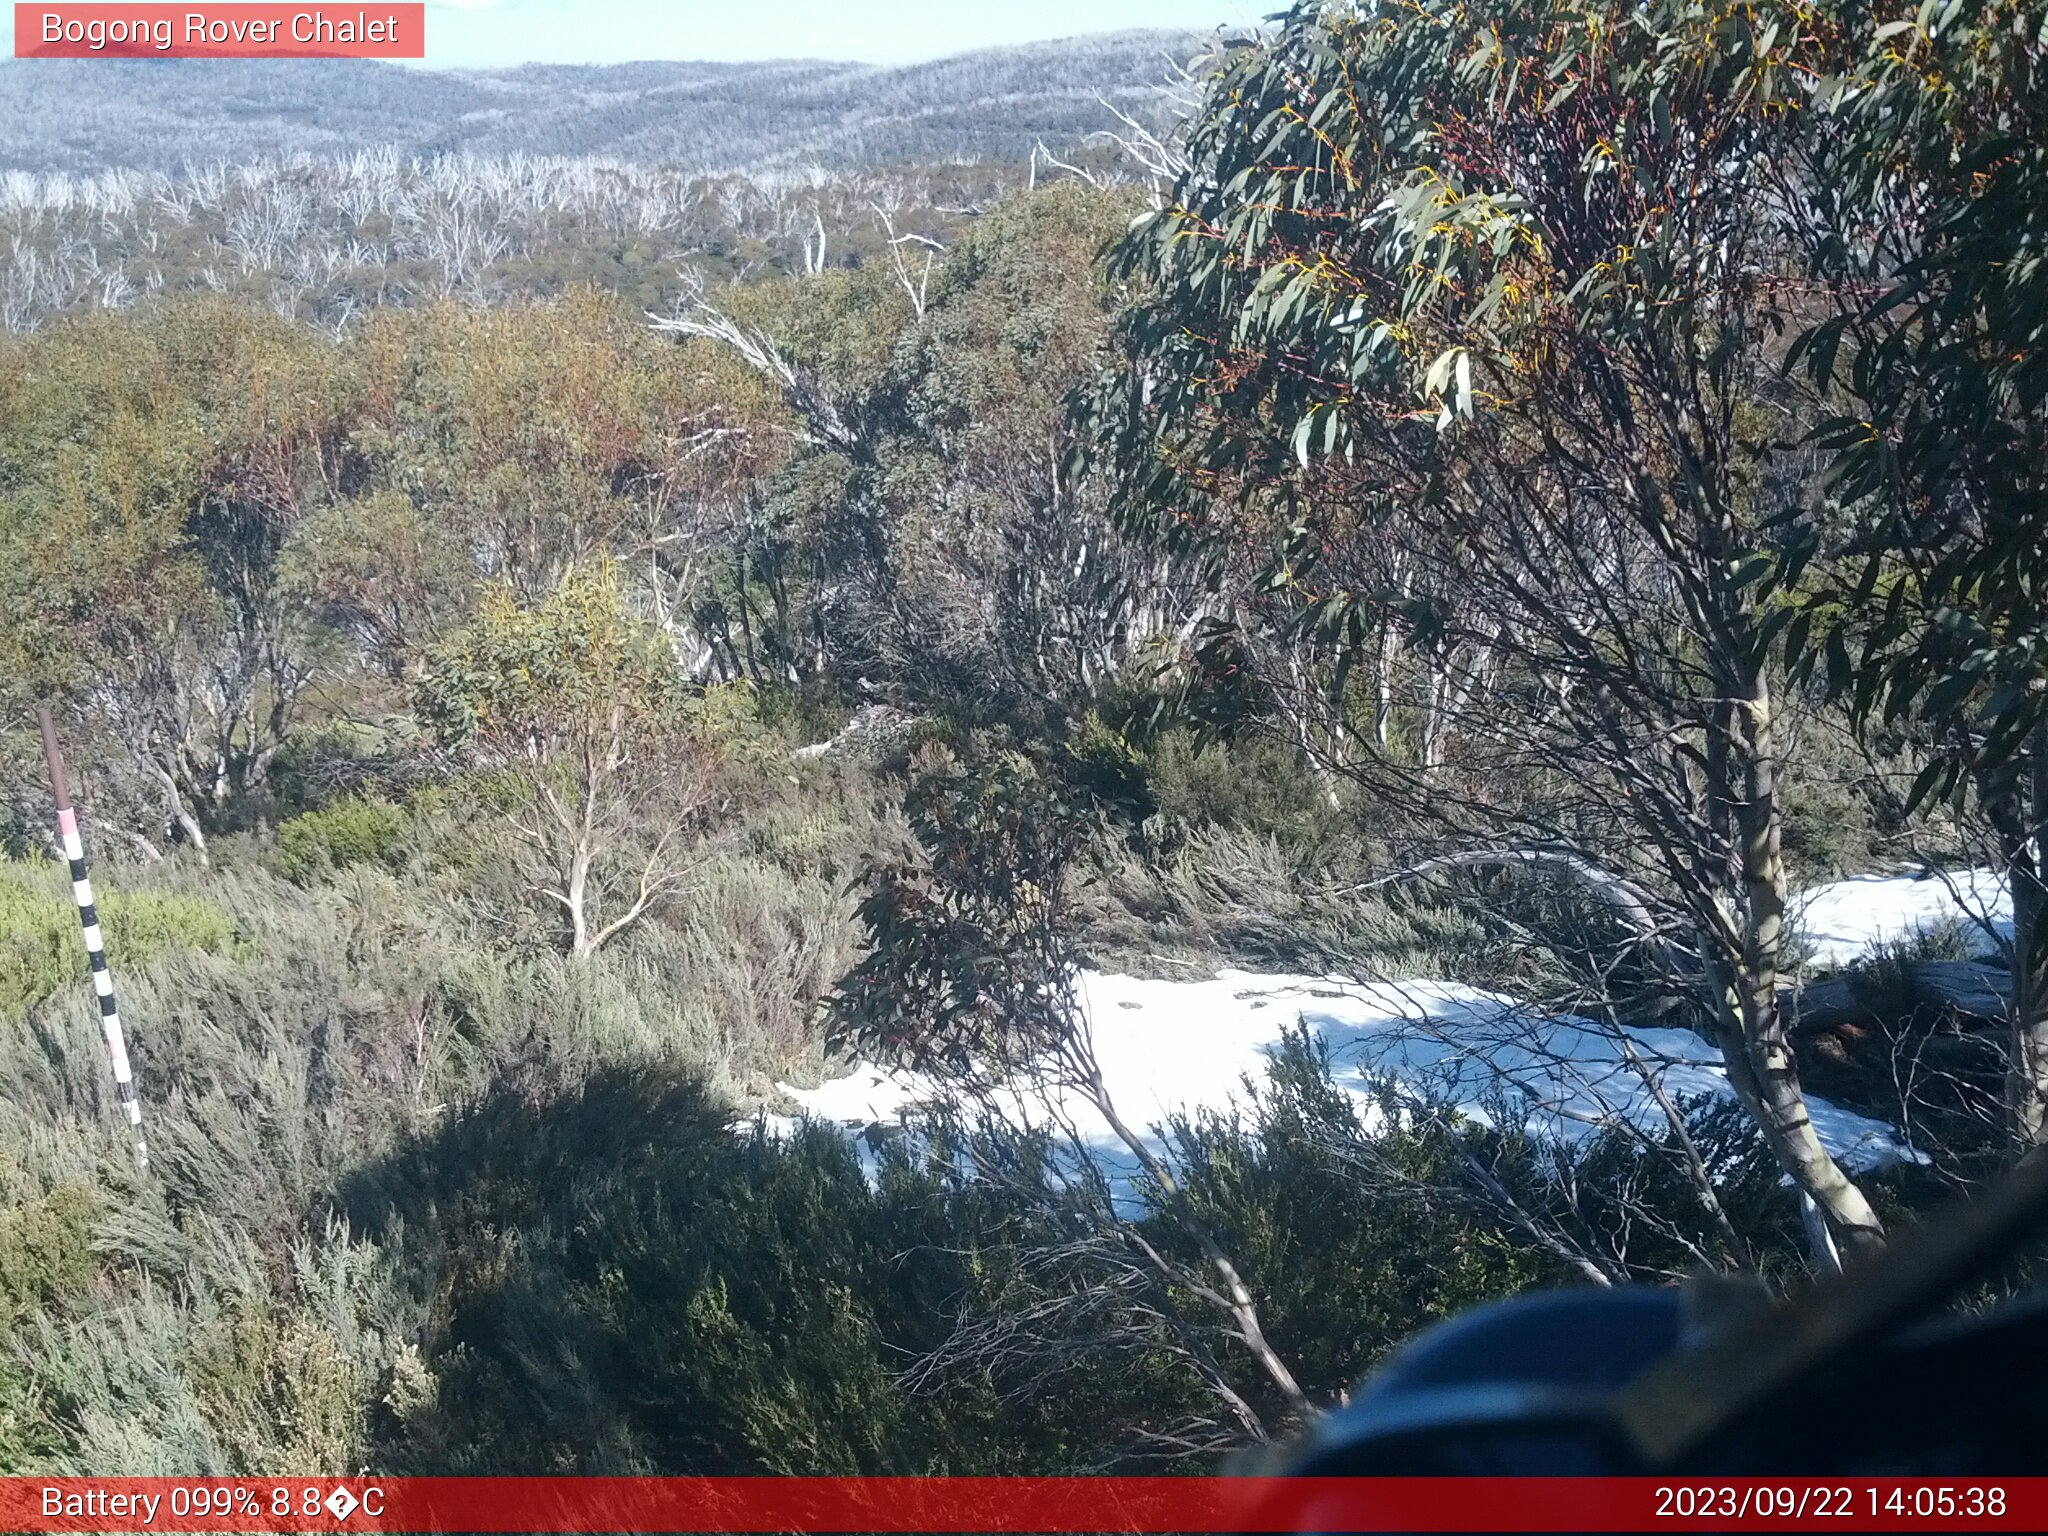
276, 799, 406, 884
1141, 730, 1342, 846
0, 865, 237, 1016
184, 1299, 371, 1476
338, 1066, 1240, 1474
1778, 775, 1879, 883
0, 1162, 100, 1472
1065, 710, 1152, 818
1078, 826, 1496, 981
0, 1175, 97, 1334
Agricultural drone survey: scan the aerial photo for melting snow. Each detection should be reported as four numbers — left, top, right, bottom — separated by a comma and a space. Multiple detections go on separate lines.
774, 968, 1923, 1186
772, 871, 2013, 1187
1790, 867, 2011, 971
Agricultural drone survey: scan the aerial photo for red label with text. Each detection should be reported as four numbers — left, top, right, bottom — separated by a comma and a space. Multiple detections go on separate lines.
15, 5, 424, 58
0, 1477, 2041, 1532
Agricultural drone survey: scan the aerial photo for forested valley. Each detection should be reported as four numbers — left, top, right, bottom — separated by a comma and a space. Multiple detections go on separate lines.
2, 0, 2045, 1476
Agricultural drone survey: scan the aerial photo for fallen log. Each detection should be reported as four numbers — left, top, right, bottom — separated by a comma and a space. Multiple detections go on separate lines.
1914, 960, 2012, 1019
1782, 960, 2011, 1034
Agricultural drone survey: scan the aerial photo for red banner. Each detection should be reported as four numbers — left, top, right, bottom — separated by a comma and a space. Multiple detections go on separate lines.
0, 1477, 2039, 1532
14, 5, 425, 58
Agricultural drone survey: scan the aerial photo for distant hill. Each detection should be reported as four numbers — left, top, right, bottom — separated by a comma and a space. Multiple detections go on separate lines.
0, 31, 1206, 174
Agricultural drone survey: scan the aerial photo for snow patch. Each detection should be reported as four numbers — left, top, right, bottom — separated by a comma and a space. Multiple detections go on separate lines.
773, 968, 1922, 1187
1791, 868, 2011, 971
769, 872, 2008, 1190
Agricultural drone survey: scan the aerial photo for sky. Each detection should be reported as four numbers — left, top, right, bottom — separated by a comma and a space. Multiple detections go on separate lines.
4, 1, 1255, 68
418, 0, 1256, 68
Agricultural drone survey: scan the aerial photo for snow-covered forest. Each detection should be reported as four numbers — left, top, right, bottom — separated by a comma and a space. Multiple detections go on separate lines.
0, 35, 1198, 329
0, 152, 998, 328
0, 34, 1197, 173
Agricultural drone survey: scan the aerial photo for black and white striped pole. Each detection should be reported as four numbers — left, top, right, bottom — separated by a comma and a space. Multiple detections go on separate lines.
37, 706, 149, 1171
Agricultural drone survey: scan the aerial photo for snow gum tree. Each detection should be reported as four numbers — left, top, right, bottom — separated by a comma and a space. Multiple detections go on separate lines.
417, 558, 717, 960
1086, 0, 1888, 1258
0, 302, 350, 858
1786, 0, 2048, 1150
